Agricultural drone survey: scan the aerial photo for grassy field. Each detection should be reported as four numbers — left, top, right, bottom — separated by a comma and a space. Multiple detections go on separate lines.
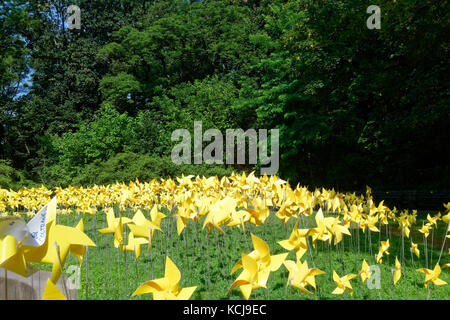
33, 208, 450, 300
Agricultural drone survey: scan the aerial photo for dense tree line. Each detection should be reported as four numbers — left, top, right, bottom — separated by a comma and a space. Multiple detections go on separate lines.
0, 0, 449, 190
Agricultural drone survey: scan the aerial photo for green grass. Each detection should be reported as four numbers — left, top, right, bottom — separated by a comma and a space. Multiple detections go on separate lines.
32, 209, 450, 300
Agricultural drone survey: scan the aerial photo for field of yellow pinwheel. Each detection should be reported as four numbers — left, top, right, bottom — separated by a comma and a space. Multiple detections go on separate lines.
1, 173, 449, 300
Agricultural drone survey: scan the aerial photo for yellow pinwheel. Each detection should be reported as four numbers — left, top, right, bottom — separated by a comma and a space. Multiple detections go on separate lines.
42, 278, 67, 300
25, 219, 96, 283
275, 200, 299, 224
309, 208, 334, 246
124, 232, 148, 259
227, 208, 250, 232
231, 234, 288, 274
396, 214, 410, 238
418, 223, 431, 238
174, 206, 196, 236
114, 216, 125, 250
0, 197, 57, 276
149, 204, 166, 228
227, 253, 269, 300
410, 241, 420, 259
427, 213, 440, 228
98, 208, 132, 235
0, 235, 32, 277
328, 217, 351, 245
68, 219, 87, 265
444, 202, 450, 212
203, 198, 235, 234
332, 271, 357, 296
132, 256, 197, 300
127, 209, 162, 250
393, 256, 401, 285
244, 197, 270, 226
442, 210, 450, 224
360, 259, 371, 283
283, 259, 324, 294
277, 222, 308, 261
360, 214, 380, 233
376, 239, 390, 264
417, 263, 448, 288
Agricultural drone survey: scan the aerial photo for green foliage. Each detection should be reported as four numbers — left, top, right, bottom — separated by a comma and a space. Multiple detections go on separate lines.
1, 0, 449, 190
50, 104, 137, 168
41, 152, 234, 187
0, 160, 37, 190
99, 72, 143, 111
151, 76, 240, 154
235, 0, 450, 189
96, 0, 263, 113
71, 153, 178, 186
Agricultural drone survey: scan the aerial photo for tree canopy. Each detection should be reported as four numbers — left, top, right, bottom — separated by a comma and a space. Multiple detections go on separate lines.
1, 0, 449, 190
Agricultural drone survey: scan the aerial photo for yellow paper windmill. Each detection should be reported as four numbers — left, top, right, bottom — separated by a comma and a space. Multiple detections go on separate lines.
0, 197, 57, 276
410, 241, 420, 259
132, 256, 197, 300
360, 214, 380, 233
203, 198, 235, 234
231, 234, 288, 274
417, 263, 447, 288
127, 209, 161, 249
227, 253, 269, 300
277, 222, 308, 261
418, 223, 431, 238
328, 217, 351, 245
114, 216, 125, 250
0, 235, 32, 277
149, 204, 166, 228
360, 259, 372, 283
396, 214, 410, 238
244, 197, 270, 226
275, 200, 299, 224
332, 271, 357, 296
98, 208, 132, 235
442, 210, 450, 224
25, 219, 96, 283
376, 239, 390, 264
68, 219, 87, 265
283, 259, 324, 294
124, 232, 148, 259
174, 206, 196, 236
309, 208, 334, 246
393, 256, 401, 285
42, 278, 67, 300
427, 213, 440, 228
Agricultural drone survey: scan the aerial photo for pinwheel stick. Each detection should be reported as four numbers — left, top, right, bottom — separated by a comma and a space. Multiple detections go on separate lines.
124, 233, 128, 297
430, 228, 434, 266
4, 269, 7, 300
241, 218, 250, 251
424, 234, 428, 269
368, 229, 373, 265
207, 230, 211, 299
85, 245, 89, 299
436, 222, 449, 265
117, 244, 121, 299
107, 236, 112, 299
133, 245, 139, 299
149, 227, 153, 280
409, 240, 418, 296
54, 241, 70, 299
401, 228, 407, 298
